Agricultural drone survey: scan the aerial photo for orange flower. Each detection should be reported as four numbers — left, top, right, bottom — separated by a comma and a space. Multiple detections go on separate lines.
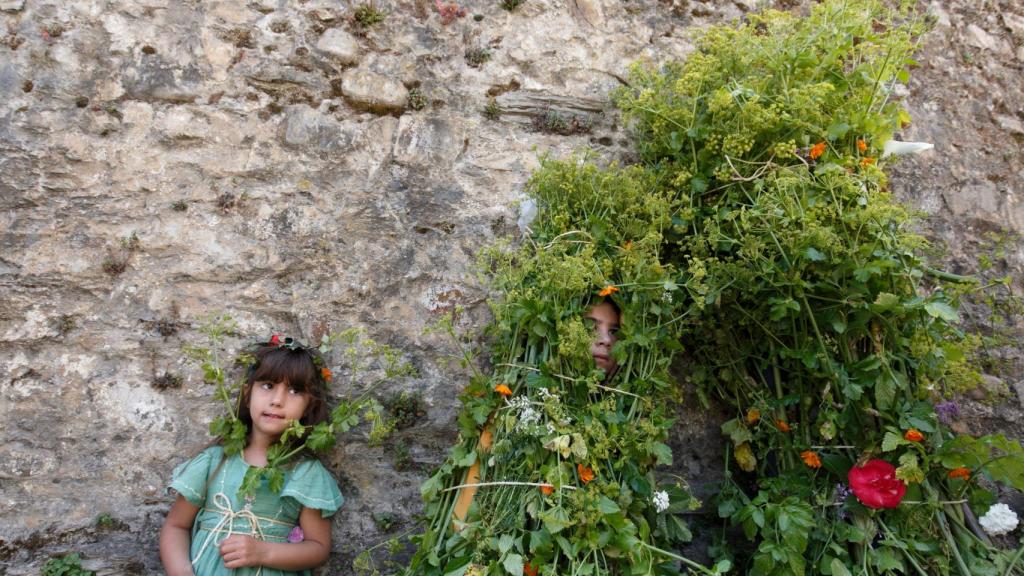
860, 157, 876, 167
801, 450, 822, 469
524, 563, 538, 576
623, 240, 633, 250
776, 419, 790, 433
494, 384, 513, 397
904, 429, 924, 443
948, 467, 971, 480
577, 463, 595, 484
320, 367, 332, 382
746, 408, 760, 424
598, 285, 619, 297
857, 139, 868, 153
540, 484, 554, 495
809, 141, 826, 160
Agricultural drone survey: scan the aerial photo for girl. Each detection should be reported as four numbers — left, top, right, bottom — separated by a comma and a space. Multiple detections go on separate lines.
160, 339, 343, 576
451, 297, 621, 523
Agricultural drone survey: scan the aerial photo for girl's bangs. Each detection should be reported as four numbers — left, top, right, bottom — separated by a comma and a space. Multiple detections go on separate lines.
251, 348, 317, 392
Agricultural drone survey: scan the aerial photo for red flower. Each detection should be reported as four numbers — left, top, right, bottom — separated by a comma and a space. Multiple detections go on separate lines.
540, 484, 554, 495
269, 334, 281, 346
321, 367, 332, 382
523, 562, 538, 576
775, 419, 790, 433
848, 459, 906, 509
809, 141, 826, 160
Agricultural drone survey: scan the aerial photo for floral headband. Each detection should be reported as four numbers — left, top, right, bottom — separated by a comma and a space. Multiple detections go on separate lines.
257, 334, 333, 384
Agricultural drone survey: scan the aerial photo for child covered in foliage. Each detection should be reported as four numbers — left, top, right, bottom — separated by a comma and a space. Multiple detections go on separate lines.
160, 338, 343, 576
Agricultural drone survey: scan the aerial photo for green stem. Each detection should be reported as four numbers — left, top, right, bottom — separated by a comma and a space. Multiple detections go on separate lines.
638, 542, 716, 575
1002, 540, 1024, 576
878, 518, 929, 576
936, 507, 972, 576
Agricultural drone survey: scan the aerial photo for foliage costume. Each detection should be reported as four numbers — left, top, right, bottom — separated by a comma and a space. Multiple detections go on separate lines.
405, 1, 1024, 575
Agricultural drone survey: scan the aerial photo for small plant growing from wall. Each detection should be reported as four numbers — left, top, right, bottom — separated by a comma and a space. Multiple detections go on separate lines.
351, 2, 387, 29
482, 97, 501, 120
532, 107, 592, 135
407, 88, 428, 111
464, 47, 491, 68
500, 0, 525, 11
41, 553, 94, 576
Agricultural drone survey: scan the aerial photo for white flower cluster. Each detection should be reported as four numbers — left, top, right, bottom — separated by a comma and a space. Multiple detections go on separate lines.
661, 290, 673, 304
653, 490, 670, 513
509, 395, 541, 432
979, 503, 1019, 537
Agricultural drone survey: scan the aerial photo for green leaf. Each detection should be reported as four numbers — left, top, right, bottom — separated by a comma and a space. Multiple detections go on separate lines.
830, 558, 853, 576
881, 431, 906, 452
502, 554, 524, 575
924, 301, 959, 322
598, 495, 621, 515
804, 247, 826, 262
826, 122, 851, 140
651, 442, 673, 465
497, 533, 515, 555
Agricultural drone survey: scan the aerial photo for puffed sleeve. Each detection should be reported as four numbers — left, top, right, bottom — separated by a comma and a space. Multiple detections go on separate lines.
167, 446, 222, 507
281, 459, 344, 518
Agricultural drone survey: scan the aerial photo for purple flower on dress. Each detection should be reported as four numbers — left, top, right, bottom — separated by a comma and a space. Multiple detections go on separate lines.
287, 526, 304, 543
935, 400, 959, 424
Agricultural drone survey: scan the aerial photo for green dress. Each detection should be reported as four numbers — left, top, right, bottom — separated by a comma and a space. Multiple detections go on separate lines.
168, 446, 344, 576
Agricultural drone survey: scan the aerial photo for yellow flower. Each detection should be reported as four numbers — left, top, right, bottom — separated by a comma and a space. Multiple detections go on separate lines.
746, 408, 760, 424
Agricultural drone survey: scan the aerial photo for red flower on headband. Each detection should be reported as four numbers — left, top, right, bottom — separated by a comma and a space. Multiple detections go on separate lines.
270, 334, 281, 346
848, 459, 906, 509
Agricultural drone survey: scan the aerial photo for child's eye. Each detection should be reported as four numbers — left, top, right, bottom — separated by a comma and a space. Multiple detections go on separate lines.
289, 387, 300, 395
259, 382, 273, 390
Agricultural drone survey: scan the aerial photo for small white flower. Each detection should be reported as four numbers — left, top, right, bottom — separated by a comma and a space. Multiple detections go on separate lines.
661, 290, 673, 304
881, 140, 934, 158
517, 197, 537, 235
979, 503, 1019, 537
653, 490, 670, 513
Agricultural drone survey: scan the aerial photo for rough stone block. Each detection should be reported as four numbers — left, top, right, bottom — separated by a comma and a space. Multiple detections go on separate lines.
315, 28, 360, 65
341, 69, 407, 114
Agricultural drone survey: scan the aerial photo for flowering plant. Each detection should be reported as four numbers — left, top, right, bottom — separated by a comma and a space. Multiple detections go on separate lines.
848, 460, 906, 509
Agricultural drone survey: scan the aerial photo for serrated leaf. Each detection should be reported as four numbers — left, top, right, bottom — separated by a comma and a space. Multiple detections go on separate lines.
882, 431, 906, 452
924, 301, 959, 322
502, 553, 523, 576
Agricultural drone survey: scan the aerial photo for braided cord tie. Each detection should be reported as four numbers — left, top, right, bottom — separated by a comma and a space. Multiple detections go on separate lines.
192, 492, 295, 575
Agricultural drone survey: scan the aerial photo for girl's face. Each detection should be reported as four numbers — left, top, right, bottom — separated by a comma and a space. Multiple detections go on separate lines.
248, 380, 311, 440
585, 301, 620, 373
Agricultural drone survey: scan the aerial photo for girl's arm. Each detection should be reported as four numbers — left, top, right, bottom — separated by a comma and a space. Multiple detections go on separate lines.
219, 506, 331, 570
160, 495, 200, 576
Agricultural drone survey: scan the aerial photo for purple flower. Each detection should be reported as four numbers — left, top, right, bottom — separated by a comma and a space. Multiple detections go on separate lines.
935, 401, 959, 424
834, 483, 852, 502
287, 526, 304, 543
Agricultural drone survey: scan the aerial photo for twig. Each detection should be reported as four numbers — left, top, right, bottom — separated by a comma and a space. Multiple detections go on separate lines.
441, 481, 577, 493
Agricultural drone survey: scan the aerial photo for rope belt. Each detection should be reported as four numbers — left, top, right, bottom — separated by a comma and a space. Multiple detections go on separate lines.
193, 492, 295, 575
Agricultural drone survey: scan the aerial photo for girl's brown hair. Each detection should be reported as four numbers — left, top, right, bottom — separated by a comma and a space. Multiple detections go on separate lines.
237, 344, 331, 452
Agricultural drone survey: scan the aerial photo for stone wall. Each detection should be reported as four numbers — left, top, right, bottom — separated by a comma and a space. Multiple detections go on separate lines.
1, 0, 1022, 573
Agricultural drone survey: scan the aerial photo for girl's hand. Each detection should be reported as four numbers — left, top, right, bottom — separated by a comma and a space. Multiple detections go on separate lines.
219, 534, 266, 568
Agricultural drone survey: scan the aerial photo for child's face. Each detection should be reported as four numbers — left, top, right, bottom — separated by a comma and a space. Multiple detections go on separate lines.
585, 301, 620, 373
248, 380, 311, 440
